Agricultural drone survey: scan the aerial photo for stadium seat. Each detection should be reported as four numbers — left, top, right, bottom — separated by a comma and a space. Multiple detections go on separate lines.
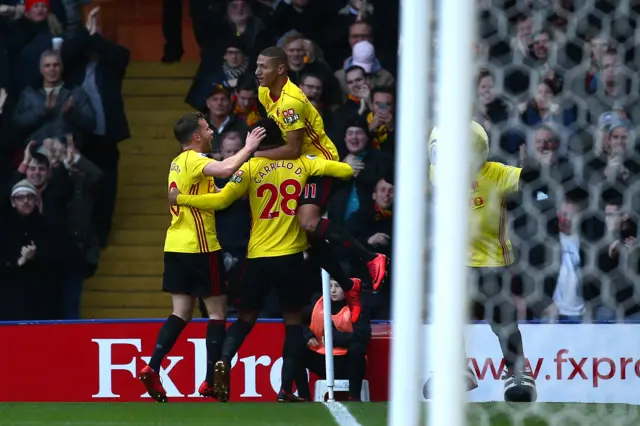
313, 379, 370, 402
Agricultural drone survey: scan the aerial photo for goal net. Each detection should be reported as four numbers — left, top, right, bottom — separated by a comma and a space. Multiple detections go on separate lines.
392, 0, 640, 425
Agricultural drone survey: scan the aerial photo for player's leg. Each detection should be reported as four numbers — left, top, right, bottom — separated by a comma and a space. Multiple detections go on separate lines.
141, 295, 194, 402
213, 258, 268, 402
193, 250, 229, 399
306, 242, 363, 321
140, 253, 196, 402
276, 253, 310, 402
481, 267, 536, 402
298, 177, 389, 292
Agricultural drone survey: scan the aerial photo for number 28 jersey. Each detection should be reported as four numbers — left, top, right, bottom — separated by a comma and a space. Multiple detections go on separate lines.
177, 156, 353, 258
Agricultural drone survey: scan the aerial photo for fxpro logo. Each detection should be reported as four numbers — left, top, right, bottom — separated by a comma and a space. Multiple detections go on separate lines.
91, 339, 284, 399
469, 349, 640, 388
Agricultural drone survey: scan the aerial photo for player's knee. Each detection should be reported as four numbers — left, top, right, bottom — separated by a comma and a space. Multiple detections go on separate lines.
172, 311, 192, 323
238, 310, 259, 326
202, 297, 227, 320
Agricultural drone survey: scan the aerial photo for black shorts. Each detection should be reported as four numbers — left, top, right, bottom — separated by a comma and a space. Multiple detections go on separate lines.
299, 176, 332, 208
469, 266, 517, 325
163, 251, 227, 297
235, 252, 308, 313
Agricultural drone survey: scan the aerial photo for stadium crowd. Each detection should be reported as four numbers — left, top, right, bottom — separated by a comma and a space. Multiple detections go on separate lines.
0, 0, 639, 327
0, 0, 129, 321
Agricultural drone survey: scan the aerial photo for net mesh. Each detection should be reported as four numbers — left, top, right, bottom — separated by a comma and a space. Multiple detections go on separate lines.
428, 0, 640, 423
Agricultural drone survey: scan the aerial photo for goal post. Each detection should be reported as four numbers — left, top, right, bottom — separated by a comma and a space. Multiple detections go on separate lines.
427, 0, 477, 425
388, 0, 432, 424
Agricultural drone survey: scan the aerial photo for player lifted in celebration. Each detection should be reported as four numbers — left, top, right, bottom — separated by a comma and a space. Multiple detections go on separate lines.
428, 121, 540, 402
254, 46, 388, 311
139, 112, 266, 402
169, 118, 358, 402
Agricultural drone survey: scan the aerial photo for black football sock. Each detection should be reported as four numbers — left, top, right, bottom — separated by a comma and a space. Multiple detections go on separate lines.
295, 366, 311, 399
495, 325, 524, 372
149, 314, 187, 372
314, 218, 377, 262
221, 318, 254, 365
307, 239, 353, 292
205, 319, 227, 385
281, 325, 305, 394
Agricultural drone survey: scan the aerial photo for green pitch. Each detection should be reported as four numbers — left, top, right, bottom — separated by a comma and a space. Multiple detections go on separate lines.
0, 402, 638, 426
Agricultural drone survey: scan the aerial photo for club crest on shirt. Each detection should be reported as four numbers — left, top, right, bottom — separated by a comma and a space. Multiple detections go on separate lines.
282, 108, 300, 125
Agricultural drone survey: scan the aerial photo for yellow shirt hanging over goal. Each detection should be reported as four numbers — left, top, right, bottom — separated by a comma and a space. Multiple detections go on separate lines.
428, 121, 521, 268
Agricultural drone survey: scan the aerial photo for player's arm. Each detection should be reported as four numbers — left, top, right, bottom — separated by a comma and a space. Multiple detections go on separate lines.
254, 97, 306, 160
201, 127, 266, 178
303, 155, 354, 179
175, 166, 250, 210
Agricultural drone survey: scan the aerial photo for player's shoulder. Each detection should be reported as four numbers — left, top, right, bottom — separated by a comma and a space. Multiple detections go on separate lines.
282, 80, 308, 106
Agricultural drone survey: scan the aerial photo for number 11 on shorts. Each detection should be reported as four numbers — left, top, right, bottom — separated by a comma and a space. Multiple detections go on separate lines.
303, 183, 316, 199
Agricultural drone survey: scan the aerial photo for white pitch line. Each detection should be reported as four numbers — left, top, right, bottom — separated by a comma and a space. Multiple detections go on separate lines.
323, 401, 363, 426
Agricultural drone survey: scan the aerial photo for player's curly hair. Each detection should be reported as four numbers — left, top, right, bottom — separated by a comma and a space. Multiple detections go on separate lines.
251, 118, 284, 149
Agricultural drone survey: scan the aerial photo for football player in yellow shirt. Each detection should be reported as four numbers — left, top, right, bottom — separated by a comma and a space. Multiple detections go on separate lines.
253, 46, 389, 309
139, 112, 266, 403
168, 118, 357, 402
428, 121, 540, 402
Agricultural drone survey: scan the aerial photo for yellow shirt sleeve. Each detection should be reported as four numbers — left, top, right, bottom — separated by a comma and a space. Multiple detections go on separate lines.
186, 151, 213, 181
303, 155, 354, 180
177, 164, 250, 209
495, 163, 522, 195
280, 95, 306, 132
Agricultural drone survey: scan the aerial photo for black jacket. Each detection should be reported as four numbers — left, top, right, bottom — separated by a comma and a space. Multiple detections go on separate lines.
66, 34, 131, 144
0, 209, 69, 320
12, 82, 96, 147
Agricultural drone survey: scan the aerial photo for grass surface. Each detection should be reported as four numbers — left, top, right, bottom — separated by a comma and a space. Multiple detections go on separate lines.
1, 402, 639, 426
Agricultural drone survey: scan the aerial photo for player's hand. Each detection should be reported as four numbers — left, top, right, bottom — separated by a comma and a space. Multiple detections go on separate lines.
344, 154, 364, 171
245, 126, 267, 152
168, 187, 181, 205
307, 337, 319, 348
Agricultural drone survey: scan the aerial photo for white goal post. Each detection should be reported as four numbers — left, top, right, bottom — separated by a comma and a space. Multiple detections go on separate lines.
389, 0, 476, 425
388, 0, 431, 425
